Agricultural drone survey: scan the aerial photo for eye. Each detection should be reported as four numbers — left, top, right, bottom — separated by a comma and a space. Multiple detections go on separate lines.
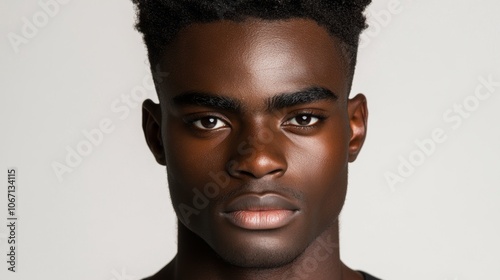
285, 114, 321, 126
191, 116, 227, 130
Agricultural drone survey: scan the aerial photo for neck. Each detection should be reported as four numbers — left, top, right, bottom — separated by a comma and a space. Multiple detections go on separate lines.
164, 220, 362, 280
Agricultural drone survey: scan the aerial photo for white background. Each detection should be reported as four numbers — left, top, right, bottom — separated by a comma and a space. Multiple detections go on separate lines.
0, 0, 499, 279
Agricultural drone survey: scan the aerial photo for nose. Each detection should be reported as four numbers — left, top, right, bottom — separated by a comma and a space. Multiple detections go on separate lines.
226, 127, 287, 179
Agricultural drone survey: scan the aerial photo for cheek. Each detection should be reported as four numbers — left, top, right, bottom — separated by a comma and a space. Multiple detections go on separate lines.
164, 121, 225, 177
287, 117, 350, 222
162, 121, 228, 209
288, 115, 350, 177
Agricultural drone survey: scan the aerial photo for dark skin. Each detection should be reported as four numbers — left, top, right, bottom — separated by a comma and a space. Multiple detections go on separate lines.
142, 18, 368, 280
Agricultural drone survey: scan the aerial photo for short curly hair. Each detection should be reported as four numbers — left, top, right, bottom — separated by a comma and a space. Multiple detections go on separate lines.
132, 0, 371, 82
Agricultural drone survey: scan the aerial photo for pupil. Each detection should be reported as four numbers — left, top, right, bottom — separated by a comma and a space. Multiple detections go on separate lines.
201, 117, 217, 128
297, 115, 311, 125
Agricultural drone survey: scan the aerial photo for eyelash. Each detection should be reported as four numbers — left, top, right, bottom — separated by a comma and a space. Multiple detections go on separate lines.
283, 111, 327, 129
185, 111, 327, 131
185, 113, 230, 131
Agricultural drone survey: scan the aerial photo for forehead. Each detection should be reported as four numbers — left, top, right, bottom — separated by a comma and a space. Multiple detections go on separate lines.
158, 18, 350, 102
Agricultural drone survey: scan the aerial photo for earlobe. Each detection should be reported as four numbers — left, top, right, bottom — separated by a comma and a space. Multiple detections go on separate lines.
142, 99, 166, 165
347, 94, 368, 162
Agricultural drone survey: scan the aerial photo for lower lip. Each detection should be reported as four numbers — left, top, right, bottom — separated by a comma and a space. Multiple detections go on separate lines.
223, 210, 297, 230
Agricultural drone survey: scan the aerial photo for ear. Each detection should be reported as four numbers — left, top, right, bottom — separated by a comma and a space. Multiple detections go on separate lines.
347, 94, 368, 162
142, 99, 166, 165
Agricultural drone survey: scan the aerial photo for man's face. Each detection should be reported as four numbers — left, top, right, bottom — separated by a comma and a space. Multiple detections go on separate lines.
143, 18, 367, 268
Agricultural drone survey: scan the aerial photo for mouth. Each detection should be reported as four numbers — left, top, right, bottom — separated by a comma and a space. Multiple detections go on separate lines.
221, 193, 300, 230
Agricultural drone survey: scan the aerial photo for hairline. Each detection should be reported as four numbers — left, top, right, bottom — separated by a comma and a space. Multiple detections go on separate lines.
150, 17, 359, 101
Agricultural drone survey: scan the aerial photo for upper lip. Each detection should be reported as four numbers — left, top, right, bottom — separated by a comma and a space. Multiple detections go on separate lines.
223, 193, 300, 213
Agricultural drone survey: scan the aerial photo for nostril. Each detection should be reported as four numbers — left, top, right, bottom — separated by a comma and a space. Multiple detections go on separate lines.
227, 157, 286, 179
226, 160, 240, 175
226, 142, 288, 179
268, 168, 284, 175
226, 161, 255, 178
238, 170, 256, 178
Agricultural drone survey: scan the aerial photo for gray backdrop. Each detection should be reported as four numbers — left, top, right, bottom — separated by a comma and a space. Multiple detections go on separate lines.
1, 0, 499, 279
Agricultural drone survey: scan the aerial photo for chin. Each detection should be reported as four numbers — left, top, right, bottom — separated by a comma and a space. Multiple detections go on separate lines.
205, 226, 310, 269
215, 242, 303, 269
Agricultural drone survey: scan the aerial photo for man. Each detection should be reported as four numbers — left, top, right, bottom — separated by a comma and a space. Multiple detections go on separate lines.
133, 0, 380, 279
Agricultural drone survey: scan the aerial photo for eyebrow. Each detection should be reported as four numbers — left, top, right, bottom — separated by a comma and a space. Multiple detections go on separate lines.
172, 91, 241, 112
172, 86, 337, 112
266, 87, 338, 111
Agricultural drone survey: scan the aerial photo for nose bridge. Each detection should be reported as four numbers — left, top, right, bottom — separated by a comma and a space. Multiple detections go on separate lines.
228, 120, 287, 179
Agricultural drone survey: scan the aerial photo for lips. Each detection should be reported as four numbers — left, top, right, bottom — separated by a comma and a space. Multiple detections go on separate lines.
222, 193, 300, 230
